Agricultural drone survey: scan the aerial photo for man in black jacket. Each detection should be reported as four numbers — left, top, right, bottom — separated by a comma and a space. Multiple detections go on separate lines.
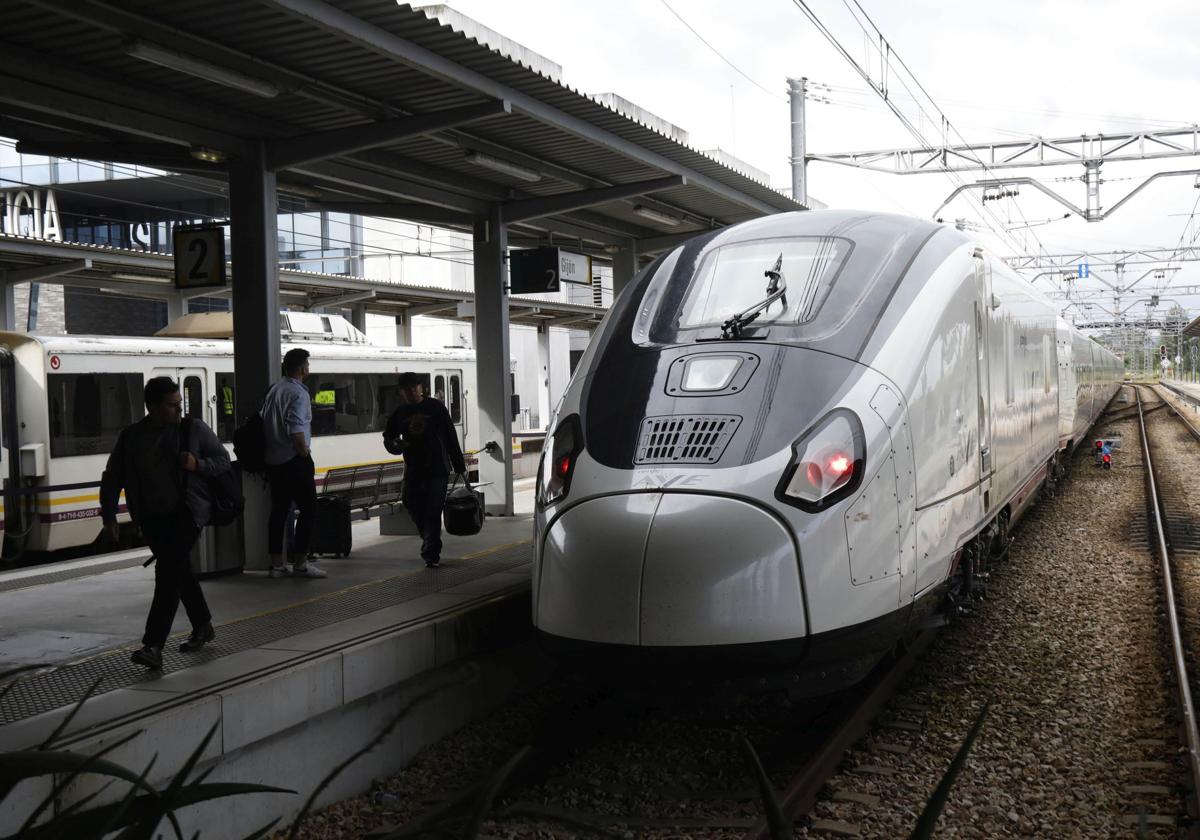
101, 377, 231, 669
385, 372, 466, 567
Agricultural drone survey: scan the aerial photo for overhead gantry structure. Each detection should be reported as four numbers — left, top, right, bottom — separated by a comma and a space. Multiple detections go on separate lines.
810, 127, 1200, 223
0, 0, 800, 536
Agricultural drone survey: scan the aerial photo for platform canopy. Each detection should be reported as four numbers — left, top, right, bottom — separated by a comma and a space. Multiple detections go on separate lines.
0, 0, 800, 255
0, 0, 801, 519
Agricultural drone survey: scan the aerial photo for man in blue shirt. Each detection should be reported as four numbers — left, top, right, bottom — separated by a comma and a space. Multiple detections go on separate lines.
261, 348, 326, 579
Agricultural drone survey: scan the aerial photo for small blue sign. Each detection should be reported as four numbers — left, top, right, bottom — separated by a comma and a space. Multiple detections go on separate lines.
1077, 263, 1089, 279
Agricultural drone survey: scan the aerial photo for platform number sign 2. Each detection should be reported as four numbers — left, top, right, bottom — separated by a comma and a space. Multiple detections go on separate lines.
173, 225, 227, 290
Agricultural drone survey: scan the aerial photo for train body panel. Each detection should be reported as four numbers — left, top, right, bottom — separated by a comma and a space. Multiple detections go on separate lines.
0, 331, 479, 553
534, 209, 1123, 690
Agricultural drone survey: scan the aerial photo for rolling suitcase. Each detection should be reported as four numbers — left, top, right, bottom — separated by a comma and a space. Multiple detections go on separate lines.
309, 495, 352, 558
443, 476, 484, 536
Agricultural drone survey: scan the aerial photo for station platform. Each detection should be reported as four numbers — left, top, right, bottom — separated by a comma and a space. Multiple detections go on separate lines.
0, 478, 546, 836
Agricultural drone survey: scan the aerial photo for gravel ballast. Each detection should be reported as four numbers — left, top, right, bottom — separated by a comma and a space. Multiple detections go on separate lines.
281, 388, 1187, 838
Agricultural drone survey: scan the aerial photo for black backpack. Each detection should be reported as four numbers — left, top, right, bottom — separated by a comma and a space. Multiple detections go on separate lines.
233, 412, 267, 474
183, 418, 245, 527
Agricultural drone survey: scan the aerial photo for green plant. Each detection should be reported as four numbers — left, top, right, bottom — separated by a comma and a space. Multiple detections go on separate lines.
907, 699, 991, 840
0, 667, 293, 840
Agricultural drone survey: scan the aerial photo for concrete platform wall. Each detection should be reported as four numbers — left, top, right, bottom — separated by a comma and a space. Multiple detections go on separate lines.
0, 585, 549, 837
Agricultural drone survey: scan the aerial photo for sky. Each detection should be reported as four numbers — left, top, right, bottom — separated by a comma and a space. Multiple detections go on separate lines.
429, 0, 1200, 326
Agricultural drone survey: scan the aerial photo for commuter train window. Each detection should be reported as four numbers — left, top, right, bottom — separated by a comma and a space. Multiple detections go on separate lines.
308, 373, 386, 436
48, 373, 143, 457
182, 376, 203, 421
433, 375, 446, 404
216, 373, 236, 441
670, 237, 851, 334
448, 373, 463, 424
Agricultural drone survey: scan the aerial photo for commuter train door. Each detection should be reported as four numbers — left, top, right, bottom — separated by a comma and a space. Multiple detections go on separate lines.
152, 368, 209, 427
434, 369, 466, 447
973, 254, 993, 487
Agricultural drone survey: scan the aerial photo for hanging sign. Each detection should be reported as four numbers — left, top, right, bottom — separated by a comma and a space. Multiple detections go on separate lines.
509, 246, 592, 294
172, 224, 226, 289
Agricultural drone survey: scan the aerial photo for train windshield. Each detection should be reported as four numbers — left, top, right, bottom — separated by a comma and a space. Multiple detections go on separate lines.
652, 236, 851, 342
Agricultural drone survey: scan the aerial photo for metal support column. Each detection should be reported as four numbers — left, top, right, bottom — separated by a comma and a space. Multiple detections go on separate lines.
395, 312, 411, 346
536, 324, 552, 430
166, 291, 186, 324
0, 284, 14, 332
472, 205, 513, 515
229, 140, 280, 569
350, 302, 367, 333
788, 77, 808, 207
613, 238, 639, 298
1085, 161, 1102, 221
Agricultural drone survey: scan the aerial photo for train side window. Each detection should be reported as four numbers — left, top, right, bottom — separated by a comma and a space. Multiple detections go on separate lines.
1042, 336, 1052, 395
216, 373, 236, 441
448, 373, 462, 424
182, 376, 203, 420
48, 373, 144, 457
433, 375, 446, 404
309, 373, 380, 436
1003, 322, 1014, 405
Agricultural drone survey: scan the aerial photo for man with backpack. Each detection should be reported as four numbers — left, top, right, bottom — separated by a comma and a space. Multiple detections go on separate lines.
260, 348, 326, 579
384, 372, 467, 567
101, 376, 230, 670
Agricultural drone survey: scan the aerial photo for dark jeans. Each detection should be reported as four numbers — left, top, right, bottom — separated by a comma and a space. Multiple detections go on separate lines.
268, 454, 316, 558
141, 511, 208, 648
403, 471, 448, 562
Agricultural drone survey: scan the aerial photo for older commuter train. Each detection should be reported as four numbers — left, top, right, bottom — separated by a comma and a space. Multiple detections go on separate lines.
533, 210, 1122, 690
0, 312, 480, 556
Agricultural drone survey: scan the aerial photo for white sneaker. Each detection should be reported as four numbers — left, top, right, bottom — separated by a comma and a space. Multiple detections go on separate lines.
268, 565, 290, 578
291, 562, 327, 579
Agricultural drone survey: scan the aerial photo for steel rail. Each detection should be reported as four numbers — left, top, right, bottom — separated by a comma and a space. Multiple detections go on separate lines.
741, 629, 937, 840
1135, 385, 1200, 807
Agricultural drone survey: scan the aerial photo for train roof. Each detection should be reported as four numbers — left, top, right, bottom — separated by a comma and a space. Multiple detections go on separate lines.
0, 332, 479, 363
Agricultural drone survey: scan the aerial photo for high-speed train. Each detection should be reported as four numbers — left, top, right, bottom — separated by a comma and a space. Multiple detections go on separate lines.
0, 312, 481, 556
533, 210, 1121, 689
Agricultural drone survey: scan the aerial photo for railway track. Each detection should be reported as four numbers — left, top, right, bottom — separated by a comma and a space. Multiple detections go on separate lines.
1134, 383, 1200, 829
369, 632, 941, 839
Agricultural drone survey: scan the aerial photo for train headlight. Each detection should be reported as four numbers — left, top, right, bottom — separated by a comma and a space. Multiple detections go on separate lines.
776, 409, 866, 512
538, 414, 583, 507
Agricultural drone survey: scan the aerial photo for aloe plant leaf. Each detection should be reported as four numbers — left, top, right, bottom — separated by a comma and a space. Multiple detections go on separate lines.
908, 700, 991, 840
461, 746, 531, 839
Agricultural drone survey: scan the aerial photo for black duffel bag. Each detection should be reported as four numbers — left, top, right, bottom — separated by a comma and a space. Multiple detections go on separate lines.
443, 474, 484, 536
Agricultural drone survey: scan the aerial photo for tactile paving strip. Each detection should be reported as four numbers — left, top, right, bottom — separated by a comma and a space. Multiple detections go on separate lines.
0, 542, 531, 727
0, 554, 150, 594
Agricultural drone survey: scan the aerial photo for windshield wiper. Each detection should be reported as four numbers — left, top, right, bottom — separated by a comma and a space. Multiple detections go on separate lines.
720, 253, 787, 339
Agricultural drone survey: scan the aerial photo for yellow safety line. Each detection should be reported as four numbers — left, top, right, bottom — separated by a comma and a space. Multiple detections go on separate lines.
55, 536, 534, 665
182, 537, 534, 633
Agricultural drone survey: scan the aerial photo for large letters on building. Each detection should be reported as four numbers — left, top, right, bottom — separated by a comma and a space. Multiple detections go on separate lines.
1, 188, 62, 241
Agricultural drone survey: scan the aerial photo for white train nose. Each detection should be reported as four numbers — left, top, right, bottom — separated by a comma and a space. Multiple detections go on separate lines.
536, 493, 806, 646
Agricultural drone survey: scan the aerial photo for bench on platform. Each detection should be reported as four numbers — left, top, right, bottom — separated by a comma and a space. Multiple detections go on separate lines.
319, 461, 405, 521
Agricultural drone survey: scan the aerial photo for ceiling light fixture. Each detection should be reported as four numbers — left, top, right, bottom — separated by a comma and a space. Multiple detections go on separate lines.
110, 273, 171, 284
632, 204, 680, 227
463, 150, 541, 182
189, 146, 226, 164
124, 40, 280, 99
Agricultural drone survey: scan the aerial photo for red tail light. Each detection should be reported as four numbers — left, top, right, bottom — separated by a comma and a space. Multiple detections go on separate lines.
538, 414, 583, 507
778, 410, 865, 512
827, 453, 852, 476
1103, 453, 1111, 463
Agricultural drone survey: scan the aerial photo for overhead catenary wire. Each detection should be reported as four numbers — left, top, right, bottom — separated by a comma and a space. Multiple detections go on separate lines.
657, 0, 787, 103
784, 0, 1033, 257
